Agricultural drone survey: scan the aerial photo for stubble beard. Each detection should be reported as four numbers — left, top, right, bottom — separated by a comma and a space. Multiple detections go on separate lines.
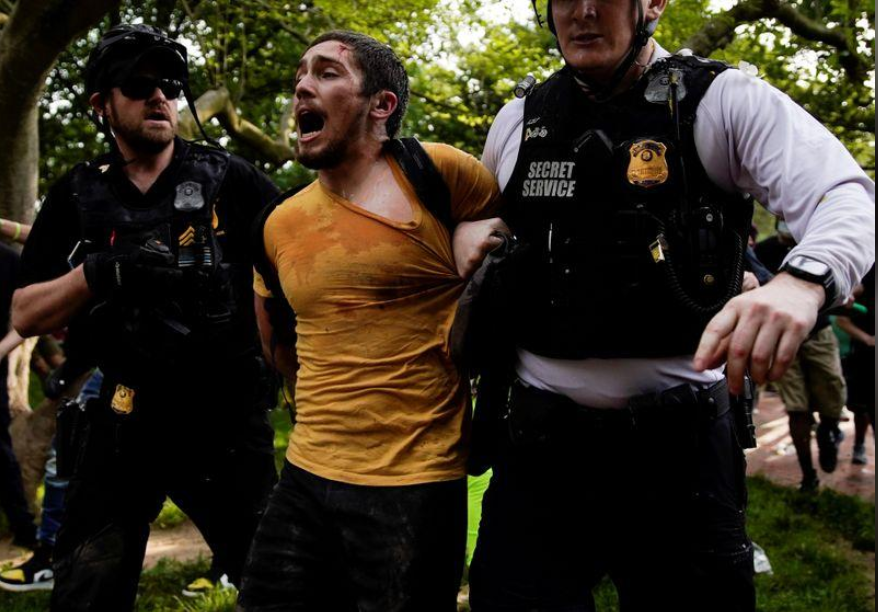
297, 136, 347, 170
108, 107, 177, 156
296, 103, 371, 170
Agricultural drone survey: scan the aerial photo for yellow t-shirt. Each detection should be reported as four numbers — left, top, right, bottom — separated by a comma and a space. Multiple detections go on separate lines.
255, 143, 501, 485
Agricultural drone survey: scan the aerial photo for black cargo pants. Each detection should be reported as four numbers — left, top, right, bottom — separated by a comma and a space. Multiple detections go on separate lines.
470, 379, 755, 612
50, 374, 278, 612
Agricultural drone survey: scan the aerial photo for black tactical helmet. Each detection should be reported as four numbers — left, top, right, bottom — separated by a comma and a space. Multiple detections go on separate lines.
84, 24, 218, 149
85, 24, 188, 96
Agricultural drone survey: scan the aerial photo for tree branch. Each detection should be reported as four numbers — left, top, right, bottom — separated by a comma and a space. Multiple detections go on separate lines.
179, 86, 296, 164
681, 0, 869, 79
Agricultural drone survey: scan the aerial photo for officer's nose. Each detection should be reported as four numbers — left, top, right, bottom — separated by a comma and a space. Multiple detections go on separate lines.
148, 86, 168, 104
573, 0, 599, 19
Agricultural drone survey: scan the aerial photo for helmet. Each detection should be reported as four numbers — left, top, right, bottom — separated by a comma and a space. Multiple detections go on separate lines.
84, 24, 218, 150
85, 24, 188, 95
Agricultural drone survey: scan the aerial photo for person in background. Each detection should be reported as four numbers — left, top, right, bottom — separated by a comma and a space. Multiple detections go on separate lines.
755, 221, 849, 491
835, 266, 875, 465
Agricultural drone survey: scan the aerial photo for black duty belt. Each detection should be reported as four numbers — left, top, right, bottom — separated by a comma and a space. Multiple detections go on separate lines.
508, 377, 731, 439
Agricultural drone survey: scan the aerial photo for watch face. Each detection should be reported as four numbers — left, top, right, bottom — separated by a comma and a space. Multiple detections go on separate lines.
793, 258, 830, 277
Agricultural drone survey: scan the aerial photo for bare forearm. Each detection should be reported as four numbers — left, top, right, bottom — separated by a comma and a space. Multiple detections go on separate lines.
836, 316, 875, 346
12, 266, 92, 337
0, 330, 24, 361
0, 218, 31, 244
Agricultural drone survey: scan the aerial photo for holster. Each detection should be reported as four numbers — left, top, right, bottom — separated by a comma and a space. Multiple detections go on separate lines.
467, 365, 514, 476
56, 397, 90, 479
730, 375, 758, 449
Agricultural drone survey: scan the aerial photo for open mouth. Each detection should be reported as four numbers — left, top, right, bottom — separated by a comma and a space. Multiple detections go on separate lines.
145, 110, 170, 123
573, 33, 602, 45
297, 109, 326, 142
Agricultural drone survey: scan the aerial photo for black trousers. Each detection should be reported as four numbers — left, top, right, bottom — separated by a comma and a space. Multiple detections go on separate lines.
50, 378, 278, 612
469, 380, 755, 612
238, 461, 467, 612
0, 357, 36, 542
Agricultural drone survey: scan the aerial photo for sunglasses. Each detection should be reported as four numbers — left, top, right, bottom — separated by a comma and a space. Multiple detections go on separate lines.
119, 76, 184, 101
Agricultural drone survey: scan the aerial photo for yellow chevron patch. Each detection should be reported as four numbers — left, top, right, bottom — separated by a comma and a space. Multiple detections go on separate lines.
179, 226, 196, 247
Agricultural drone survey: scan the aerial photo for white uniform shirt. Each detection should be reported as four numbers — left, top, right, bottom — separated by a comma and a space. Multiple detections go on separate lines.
482, 43, 875, 408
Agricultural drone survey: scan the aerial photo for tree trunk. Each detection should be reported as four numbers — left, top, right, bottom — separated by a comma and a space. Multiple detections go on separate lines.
0, 0, 121, 221
0, 0, 120, 503
0, 106, 38, 223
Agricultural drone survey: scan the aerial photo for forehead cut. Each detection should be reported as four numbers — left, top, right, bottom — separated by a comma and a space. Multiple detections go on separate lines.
299, 42, 355, 69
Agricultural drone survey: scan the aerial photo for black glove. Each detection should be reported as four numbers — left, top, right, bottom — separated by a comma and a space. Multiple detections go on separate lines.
43, 355, 95, 400
83, 240, 183, 300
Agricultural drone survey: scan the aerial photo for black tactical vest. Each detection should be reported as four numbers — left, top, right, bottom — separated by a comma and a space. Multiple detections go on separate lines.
69, 142, 238, 384
504, 55, 753, 359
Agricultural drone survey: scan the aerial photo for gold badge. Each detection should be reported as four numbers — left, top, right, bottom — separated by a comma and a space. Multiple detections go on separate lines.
627, 140, 669, 188
111, 385, 135, 415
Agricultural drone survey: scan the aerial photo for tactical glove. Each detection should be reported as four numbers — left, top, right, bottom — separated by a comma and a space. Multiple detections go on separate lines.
83, 240, 183, 300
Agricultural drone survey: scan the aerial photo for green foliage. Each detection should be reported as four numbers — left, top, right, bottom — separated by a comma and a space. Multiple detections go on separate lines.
153, 499, 188, 530
270, 401, 294, 471
33, 0, 874, 196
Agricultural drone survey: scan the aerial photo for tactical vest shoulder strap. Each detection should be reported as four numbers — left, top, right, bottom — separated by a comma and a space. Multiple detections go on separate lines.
385, 137, 454, 233
182, 142, 231, 213
71, 142, 232, 246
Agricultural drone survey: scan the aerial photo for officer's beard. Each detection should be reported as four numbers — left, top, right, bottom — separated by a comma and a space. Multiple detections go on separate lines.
107, 108, 177, 156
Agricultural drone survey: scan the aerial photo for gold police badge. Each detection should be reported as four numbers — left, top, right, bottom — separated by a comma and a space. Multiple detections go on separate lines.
111, 384, 136, 415
627, 140, 669, 188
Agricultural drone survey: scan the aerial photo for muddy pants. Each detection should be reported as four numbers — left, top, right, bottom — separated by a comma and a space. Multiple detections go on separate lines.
239, 462, 466, 612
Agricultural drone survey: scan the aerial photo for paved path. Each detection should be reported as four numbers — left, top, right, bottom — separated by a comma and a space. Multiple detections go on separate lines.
746, 391, 874, 502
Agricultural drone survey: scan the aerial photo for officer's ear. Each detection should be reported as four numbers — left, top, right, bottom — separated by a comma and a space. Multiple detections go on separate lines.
644, 0, 668, 22
89, 92, 107, 118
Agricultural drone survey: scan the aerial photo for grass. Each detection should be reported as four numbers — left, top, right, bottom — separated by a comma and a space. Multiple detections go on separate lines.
458, 475, 875, 612
1, 402, 873, 611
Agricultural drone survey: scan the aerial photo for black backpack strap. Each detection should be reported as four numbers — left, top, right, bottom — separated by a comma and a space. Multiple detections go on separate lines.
251, 185, 307, 298
385, 138, 454, 232
250, 185, 308, 347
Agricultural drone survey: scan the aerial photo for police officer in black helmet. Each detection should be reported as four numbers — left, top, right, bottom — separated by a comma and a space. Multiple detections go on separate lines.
12, 24, 280, 610
463, 0, 875, 610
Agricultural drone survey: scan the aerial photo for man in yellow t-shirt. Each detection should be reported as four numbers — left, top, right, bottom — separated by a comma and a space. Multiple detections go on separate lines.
238, 31, 504, 612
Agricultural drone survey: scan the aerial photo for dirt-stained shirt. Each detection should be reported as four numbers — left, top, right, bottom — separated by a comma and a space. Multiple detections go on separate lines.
255, 143, 501, 485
